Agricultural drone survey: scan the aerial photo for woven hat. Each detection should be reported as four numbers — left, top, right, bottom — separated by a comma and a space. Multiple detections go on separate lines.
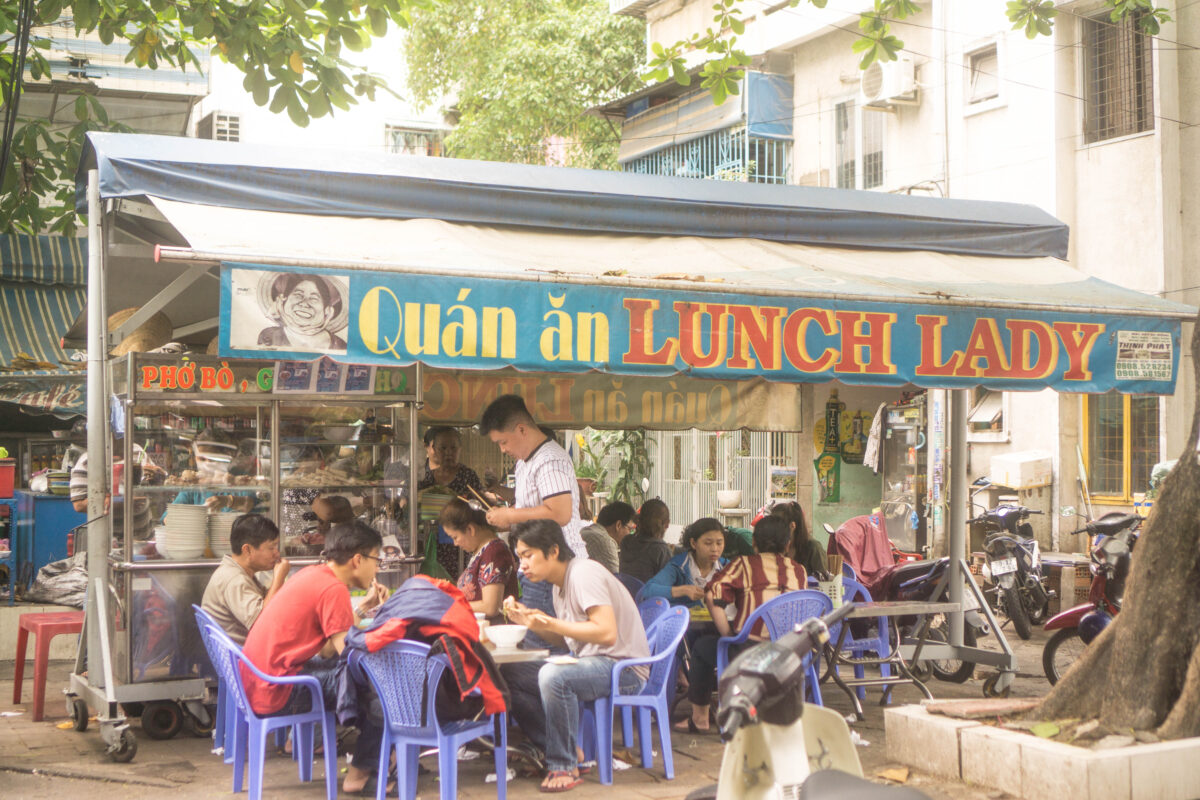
108, 307, 173, 356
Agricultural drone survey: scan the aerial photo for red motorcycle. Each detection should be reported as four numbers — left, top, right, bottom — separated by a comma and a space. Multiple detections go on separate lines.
1042, 511, 1141, 684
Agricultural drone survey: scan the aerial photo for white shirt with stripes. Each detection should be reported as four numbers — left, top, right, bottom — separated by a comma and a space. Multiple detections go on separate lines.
514, 438, 588, 558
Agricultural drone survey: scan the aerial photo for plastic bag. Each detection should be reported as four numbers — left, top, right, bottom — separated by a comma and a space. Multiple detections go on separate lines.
24, 553, 87, 608
418, 524, 451, 581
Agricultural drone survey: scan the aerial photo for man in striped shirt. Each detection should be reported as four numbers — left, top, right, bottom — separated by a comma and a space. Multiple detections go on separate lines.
480, 394, 587, 649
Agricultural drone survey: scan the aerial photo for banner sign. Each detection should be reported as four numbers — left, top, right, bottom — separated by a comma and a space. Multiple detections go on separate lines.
421, 369, 803, 431
219, 263, 1181, 394
118, 353, 415, 400
0, 374, 84, 415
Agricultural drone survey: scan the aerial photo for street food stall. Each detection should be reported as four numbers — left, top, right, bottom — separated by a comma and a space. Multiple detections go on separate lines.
72, 132, 1194, 760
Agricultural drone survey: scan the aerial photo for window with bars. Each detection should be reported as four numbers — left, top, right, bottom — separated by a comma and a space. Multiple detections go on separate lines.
1082, 12, 1154, 144
623, 125, 791, 185
1084, 394, 1159, 499
385, 125, 444, 157
834, 100, 884, 190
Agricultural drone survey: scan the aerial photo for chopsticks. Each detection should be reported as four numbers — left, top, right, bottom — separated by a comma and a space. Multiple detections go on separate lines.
466, 484, 494, 510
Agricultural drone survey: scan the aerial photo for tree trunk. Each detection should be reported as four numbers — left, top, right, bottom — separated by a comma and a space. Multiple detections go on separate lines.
1037, 314, 1200, 738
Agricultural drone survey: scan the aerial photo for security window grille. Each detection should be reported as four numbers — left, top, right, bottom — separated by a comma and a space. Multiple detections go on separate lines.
623, 125, 791, 185
967, 45, 1000, 104
385, 126, 443, 157
835, 100, 884, 190
1082, 13, 1153, 143
1085, 394, 1159, 499
198, 112, 240, 142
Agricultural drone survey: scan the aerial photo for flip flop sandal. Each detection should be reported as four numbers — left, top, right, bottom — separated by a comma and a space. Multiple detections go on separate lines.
539, 770, 583, 793
577, 760, 596, 775
673, 718, 713, 735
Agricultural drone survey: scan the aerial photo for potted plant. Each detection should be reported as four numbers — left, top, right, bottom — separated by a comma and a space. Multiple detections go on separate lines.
574, 431, 605, 495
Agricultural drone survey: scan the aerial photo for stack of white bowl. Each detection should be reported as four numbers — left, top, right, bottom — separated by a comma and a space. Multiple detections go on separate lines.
209, 511, 241, 557
159, 504, 208, 559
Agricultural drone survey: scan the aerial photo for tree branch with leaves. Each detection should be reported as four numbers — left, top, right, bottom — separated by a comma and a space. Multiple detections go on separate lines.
646, 0, 1171, 104
2, 0, 430, 233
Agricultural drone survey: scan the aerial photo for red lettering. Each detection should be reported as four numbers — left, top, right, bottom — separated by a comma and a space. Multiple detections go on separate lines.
954, 318, 1011, 378
1005, 320, 1056, 380
914, 315, 960, 376
727, 305, 784, 370
1053, 322, 1105, 381
834, 311, 897, 375
622, 299, 678, 366
675, 302, 728, 370
782, 309, 838, 373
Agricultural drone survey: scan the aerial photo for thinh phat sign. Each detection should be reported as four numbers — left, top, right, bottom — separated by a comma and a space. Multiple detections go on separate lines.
219, 263, 1180, 394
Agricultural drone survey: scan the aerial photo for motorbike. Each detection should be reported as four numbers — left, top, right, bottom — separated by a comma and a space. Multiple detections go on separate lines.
823, 519, 990, 684
1042, 511, 1141, 684
870, 555, 990, 683
684, 604, 930, 800
974, 502, 1053, 640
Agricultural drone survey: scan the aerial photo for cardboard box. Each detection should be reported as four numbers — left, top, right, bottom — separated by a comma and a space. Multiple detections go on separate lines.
990, 450, 1053, 489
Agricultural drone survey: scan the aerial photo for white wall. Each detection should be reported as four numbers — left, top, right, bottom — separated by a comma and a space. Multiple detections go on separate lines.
193, 32, 447, 151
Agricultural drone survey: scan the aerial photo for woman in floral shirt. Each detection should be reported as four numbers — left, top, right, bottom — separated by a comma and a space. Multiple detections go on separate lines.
438, 497, 518, 622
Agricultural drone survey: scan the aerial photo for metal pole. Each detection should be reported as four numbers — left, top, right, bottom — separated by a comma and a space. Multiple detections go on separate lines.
85, 170, 111, 685
947, 388, 966, 646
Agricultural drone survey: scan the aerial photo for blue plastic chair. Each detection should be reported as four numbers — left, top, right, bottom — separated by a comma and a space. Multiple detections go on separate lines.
352, 640, 507, 800
614, 572, 645, 600
715, 590, 832, 706
638, 596, 671, 632
839, 577, 891, 701
201, 617, 337, 800
580, 605, 689, 785
192, 605, 235, 762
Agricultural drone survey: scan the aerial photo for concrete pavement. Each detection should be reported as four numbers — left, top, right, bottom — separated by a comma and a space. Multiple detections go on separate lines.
0, 624, 1056, 799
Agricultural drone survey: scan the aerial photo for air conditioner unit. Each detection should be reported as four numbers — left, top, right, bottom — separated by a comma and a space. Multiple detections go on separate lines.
859, 56, 918, 108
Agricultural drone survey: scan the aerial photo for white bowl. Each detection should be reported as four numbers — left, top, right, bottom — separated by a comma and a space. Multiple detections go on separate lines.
486, 624, 528, 649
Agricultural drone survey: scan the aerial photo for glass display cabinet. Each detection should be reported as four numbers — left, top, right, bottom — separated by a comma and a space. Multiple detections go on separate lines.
107, 353, 420, 685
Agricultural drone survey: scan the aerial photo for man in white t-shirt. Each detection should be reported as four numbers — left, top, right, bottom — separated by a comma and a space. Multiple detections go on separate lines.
502, 519, 649, 793
479, 394, 587, 648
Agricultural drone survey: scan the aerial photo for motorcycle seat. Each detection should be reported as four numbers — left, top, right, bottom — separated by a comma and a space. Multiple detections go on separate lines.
1088, 513, 1140, 536
800, 769, 932, 799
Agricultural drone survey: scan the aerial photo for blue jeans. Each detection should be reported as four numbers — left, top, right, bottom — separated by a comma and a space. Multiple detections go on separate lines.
538, 656, 644, 773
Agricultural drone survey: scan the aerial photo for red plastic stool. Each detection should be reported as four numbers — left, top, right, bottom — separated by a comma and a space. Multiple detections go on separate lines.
12, 611, 84, 721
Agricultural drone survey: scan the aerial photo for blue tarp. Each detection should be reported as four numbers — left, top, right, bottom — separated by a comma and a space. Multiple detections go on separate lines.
78, 132, 1070, 259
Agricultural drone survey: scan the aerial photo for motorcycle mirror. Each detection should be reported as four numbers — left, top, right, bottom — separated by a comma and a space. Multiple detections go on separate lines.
971, 477, 992, 487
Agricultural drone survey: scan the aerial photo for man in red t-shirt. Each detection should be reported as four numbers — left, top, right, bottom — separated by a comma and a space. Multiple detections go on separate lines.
241, 519, 386, 793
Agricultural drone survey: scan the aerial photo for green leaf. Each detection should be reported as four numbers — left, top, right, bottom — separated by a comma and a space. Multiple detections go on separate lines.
250, 70, 270, 105
73, 95, 88, 121
269, 84, 290, 113
1031, 722, 1060, 738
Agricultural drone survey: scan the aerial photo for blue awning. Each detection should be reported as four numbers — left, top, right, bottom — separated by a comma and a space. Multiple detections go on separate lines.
78, 131, 1070, 259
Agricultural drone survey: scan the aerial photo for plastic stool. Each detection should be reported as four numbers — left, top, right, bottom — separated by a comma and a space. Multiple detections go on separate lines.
13, 611, 84, 721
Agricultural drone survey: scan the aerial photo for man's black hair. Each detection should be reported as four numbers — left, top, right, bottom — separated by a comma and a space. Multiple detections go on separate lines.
478, 394, 536, 435
230, 513, 279, 555
324, 519, 383, 564
511, 519, 573, 562
752, 515, 791, 554
596, 501, 635, 528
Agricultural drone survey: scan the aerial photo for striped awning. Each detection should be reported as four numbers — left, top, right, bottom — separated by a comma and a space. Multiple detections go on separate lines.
0, 235, 87, 414
0, 233, 86, 286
